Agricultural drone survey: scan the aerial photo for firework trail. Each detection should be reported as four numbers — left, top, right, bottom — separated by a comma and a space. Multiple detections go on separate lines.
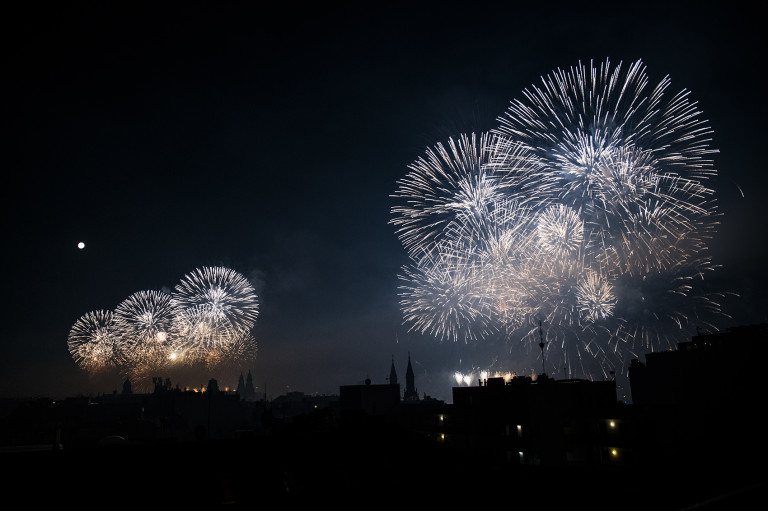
392, 58, 727, 382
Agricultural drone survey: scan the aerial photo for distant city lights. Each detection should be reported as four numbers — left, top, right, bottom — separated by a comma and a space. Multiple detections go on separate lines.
454, 369, 520, 386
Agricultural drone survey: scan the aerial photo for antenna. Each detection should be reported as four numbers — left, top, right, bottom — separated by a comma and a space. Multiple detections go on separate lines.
538, 319, 547, 376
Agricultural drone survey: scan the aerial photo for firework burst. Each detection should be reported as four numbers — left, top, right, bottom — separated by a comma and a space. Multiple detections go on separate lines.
68, 266, 260, 390
113, 290, 179, 382
67, 310, 123, 375
392, 58, 727, 382
172, 266, 259, 337
399, 248, 494, 343
575, 271, 617, 323
535, 204, 584, 261
390, 132, 548, 258
496, 58, 719, 279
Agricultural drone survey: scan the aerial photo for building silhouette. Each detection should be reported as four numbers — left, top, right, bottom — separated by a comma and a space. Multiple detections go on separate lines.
389, 356, 397, 385
403, 353, 418, 401
3, 324, 766, 508
383, 354, 419, 401
3, 326, 766, 508
237, 369, 258, 401
339, 379, 401, 420
629, 323, 767, 408
627, 323, 768, 469
444, 374, 621, 466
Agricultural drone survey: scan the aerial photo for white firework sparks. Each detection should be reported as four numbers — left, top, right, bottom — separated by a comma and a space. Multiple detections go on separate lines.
113, 290, 179, 380
392, 58, 727, 382
536, 204, 584, 260
69, 266, 260, 389
172, 266, 259, 336
399, 248, 494, 343
390, 132, 547, 258
496, 58, 718, 278
576, 272, 617, 323
67, 310, 122, 375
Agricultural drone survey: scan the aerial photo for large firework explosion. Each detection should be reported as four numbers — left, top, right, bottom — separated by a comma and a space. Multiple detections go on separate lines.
392, 59, 728, 385
113, 290, 179, 382
68, 266, 259, 390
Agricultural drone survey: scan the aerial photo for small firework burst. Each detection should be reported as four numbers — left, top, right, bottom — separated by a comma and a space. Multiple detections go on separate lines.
69, 266, 260, 389
67, 310, 122, 375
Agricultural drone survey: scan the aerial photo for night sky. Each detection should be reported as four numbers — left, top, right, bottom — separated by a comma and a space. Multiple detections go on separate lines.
2, 1, 766, 402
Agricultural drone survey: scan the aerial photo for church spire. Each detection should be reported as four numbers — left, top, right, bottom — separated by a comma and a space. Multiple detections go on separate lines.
244, 369, 256, 401
389, 356, 398, 385
404, 352, 418, 401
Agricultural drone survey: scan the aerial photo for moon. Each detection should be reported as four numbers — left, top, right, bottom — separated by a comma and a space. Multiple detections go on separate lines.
77, 242, 85, 249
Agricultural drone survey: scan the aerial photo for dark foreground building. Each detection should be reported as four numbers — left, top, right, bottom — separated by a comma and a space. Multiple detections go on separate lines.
627, 323, 768, 470
447, 374, 622, 467
3, 327, 766, 507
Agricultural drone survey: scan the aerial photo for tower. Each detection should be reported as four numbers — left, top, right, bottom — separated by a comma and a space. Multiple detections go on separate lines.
404, 353, 419, 401
244, 369, 256, 401
389, 356, 398, 385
